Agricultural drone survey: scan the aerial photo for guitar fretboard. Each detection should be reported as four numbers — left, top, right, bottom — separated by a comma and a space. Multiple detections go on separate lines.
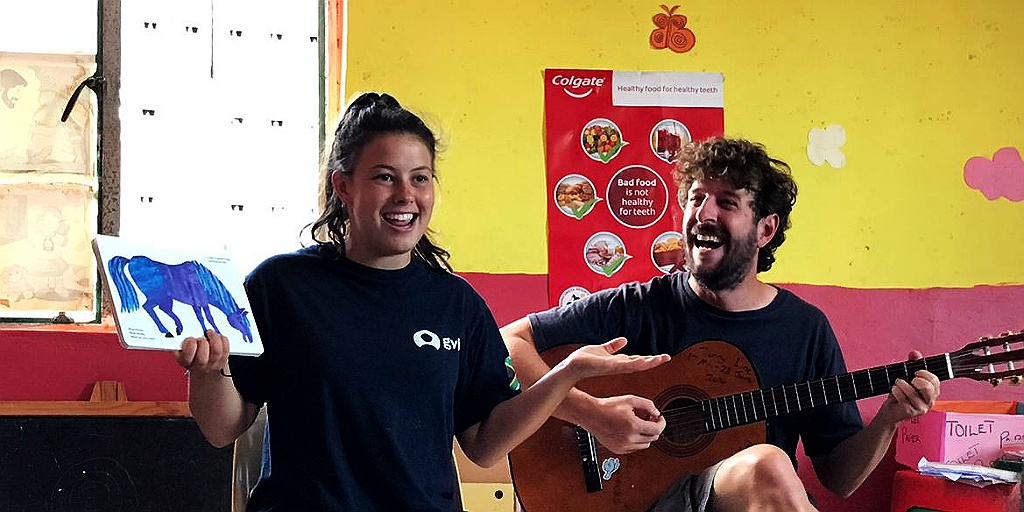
697, 354, 951, 433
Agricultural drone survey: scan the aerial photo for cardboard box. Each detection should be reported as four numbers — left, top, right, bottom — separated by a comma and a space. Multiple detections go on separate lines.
895, 401, 1024, 468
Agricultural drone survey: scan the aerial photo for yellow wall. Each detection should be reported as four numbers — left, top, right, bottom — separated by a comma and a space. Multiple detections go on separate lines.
345, 1, 1024, 288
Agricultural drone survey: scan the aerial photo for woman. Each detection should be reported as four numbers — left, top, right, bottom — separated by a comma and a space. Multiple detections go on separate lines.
173, 92, 667, 511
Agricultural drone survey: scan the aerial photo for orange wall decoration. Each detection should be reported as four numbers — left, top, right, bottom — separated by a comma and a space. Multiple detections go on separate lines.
650, 5, 696, 53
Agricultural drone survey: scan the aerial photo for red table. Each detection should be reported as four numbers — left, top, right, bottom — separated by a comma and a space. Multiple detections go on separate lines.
890, 469, 1016, 512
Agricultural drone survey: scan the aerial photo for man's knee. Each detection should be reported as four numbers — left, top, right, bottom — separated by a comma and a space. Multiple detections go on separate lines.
710, 445, 816, 511
714, 444, 808, 505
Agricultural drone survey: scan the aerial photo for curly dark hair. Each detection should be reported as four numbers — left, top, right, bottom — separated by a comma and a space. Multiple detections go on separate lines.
672, 137, 797, 272
308, 92, 452, 273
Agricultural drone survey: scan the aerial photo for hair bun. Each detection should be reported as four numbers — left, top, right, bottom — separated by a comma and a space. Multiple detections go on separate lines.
377, 93, 400, 108
347, 92, 379, 112
346, 92, 401, 115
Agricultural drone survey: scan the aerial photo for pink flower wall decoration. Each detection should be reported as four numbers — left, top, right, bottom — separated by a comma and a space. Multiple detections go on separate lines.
963, 147, 1024, 202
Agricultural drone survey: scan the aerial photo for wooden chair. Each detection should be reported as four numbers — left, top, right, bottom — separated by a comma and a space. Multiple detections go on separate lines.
231, 406, 268, 512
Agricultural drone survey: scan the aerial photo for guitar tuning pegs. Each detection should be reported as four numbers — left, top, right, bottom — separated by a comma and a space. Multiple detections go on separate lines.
989, 378, 1002, 387
1011, 376, 1023, 385
999, 331, 1012, 337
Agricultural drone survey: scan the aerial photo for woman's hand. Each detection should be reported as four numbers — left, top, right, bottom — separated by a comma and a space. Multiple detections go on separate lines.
559, 337, 670, 381
173, 330, 230, 375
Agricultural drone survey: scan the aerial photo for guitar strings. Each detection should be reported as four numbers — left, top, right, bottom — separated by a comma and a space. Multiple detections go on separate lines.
604, 351, 1002, 436
582, 350, 1022, 455
653, 350, 999, 426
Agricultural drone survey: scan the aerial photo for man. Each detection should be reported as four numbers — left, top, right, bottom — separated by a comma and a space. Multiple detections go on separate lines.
502, 137, 940, 511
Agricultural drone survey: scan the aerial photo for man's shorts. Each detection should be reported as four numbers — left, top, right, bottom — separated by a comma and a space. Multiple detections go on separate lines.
647, 460, 724, 512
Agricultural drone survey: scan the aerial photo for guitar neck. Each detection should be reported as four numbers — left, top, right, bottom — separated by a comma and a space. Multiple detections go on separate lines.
699, 353, 952, 433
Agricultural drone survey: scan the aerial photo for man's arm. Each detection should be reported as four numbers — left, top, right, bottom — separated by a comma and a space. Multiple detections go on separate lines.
497, 318, 667, 455
174, 331, 261, 448
812, 351, 940, 497
456, 336, 668, 467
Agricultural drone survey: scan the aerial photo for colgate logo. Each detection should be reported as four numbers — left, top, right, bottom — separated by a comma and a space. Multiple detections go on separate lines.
552, 74, 605, 98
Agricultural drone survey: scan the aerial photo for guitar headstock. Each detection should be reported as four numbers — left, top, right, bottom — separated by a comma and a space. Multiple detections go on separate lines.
950, 331, 1024, 385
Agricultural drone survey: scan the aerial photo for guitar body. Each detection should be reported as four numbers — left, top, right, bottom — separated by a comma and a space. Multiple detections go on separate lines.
510, 340, 766, 512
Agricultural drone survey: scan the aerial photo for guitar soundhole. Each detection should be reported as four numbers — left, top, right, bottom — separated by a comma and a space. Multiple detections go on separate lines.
653, 385, 714, 458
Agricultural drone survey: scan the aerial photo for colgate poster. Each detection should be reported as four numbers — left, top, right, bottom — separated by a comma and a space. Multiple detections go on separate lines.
544, 69, 724, 307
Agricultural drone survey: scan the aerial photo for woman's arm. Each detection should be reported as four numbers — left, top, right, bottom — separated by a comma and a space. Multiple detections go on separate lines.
456, 337, 668, 467
499, 317, 667, 455
174, 330, 260, 448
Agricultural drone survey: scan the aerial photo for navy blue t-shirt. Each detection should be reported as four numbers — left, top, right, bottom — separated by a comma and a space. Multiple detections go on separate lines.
229, 245, 519, 511
529, 272, 862, 466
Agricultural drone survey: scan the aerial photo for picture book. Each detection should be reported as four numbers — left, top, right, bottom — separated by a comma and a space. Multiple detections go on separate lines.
92, 235, 264, 356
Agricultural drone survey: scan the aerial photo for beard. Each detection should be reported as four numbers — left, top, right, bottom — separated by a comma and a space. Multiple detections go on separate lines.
687, 223, 759, 291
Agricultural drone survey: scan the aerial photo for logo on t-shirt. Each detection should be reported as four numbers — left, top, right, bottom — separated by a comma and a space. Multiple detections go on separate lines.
412, 329, 460, 351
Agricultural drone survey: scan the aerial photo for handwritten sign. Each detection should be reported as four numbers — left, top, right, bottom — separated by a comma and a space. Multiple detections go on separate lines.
895, 411, 1024, 468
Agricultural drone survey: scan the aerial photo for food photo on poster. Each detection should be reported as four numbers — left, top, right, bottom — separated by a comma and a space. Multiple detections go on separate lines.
651, 231, 685, 273
554, 174, 601, 220
581, 118, 628, 164
583, 231, 630, 278
650, 119, 691, 163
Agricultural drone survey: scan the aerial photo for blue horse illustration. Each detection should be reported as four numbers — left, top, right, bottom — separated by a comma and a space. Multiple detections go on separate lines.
107, 255, 253, 342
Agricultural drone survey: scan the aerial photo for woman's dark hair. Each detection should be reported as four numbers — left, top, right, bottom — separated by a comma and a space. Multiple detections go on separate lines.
673, 137, 797, 273
309, 92, 452, 272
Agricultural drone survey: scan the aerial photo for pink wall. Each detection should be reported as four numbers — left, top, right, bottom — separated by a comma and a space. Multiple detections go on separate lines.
0, 325, 187, 401
3, 276, 1022, 511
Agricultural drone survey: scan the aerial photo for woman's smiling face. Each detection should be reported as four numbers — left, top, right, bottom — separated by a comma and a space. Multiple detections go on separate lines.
332, 133, 435, 269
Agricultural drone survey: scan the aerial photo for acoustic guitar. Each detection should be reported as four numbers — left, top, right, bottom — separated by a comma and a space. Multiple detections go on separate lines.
508, 332, 1024, 512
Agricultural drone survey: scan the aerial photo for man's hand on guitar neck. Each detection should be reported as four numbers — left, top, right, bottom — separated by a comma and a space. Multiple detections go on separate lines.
876, 350, 941, 426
